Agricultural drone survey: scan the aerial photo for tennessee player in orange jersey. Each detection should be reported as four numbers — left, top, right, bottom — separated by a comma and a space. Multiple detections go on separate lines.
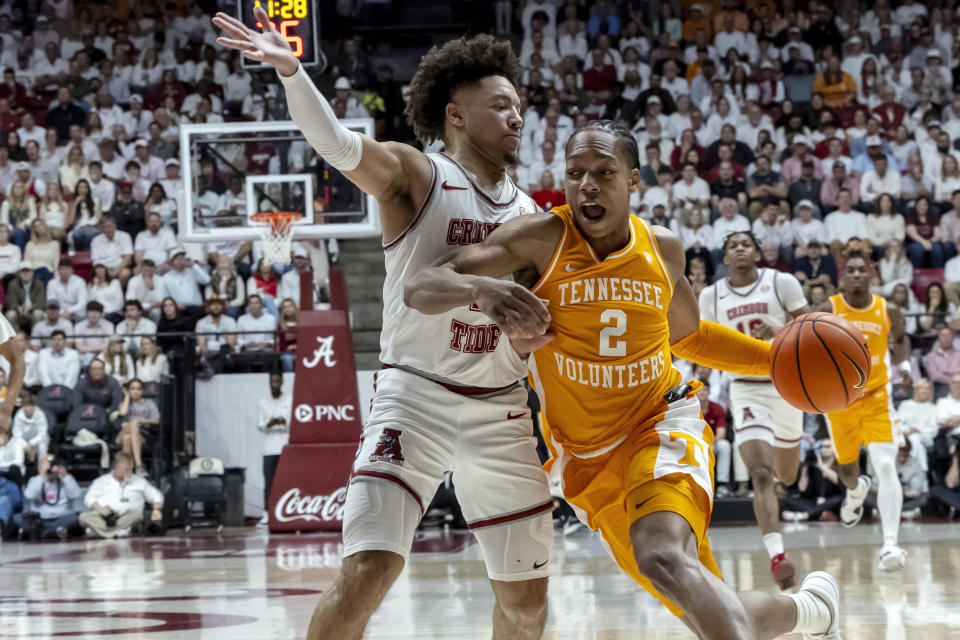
816, 252, 910, 572
406, 121, 841, 640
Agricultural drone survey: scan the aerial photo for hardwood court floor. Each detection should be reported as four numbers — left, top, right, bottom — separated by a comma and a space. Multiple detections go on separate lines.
0, 521, 958, 639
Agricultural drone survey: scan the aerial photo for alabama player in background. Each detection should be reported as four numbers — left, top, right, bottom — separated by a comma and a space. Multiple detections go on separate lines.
698, 231, 809, 589
818, 253, 910, 571
0, 311, 24, 435
407, 121, 841, 640
214, 10, 554, 640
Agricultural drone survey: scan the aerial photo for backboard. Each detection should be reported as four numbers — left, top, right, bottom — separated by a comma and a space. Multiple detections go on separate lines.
178, 119, 380, 243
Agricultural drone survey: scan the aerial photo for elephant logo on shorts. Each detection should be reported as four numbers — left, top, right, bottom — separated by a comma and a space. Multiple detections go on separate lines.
369, 428, 405, 466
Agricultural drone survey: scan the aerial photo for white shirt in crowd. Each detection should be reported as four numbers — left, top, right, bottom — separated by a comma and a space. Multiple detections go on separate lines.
712, 214, 751, 248
936, 394, 960, 430
0, 243, 21, 276
47, 274, 88, 319
237, 311, 277, 349
135, 353, 170, 383
791, 217, 827, 247
91, 231, 134, 269
258, 392, 292, 457
116, 317, 158, 352
0, 434, 25, 475
84, 470, 165, 515
824, 209, 868, 244
195, 314, 237, 352
12, 407, 50, 460
37, 345, 81, 387
134, 228, 177, 266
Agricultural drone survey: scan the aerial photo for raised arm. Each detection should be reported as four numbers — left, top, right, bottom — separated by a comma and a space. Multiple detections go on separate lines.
213, 8, 432, 242
404, 213, 562, 340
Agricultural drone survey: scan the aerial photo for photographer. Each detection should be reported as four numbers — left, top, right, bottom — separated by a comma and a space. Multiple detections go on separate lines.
930, 439, 960, 515
782, 439, 845, 522
79, 452, 163, 538
14, 455, 81, 540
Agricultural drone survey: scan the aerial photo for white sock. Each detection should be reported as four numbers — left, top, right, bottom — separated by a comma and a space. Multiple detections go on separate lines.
869, 442, 903, 547
847, 476, 868, 500
787, 590, 832, 634
762, 532, 784, 559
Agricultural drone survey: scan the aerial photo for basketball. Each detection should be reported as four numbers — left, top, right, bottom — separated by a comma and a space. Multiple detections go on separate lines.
770, 312, 872, 414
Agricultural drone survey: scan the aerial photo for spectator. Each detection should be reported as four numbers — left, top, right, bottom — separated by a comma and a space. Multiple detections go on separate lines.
790, 201, 827, 258
90, 217, 134, 286
135, 337, 169, 383
897, 379, 939, 472
11, 390, 48, 465
73, 301, 114, 366
928, 334, 960, 394
37, 330, 80, 388
46, 259, 87, 322
905, 197, 945, 268
709, 160, 747, 213
793, 240, 838, 296
782, 137, 823, 185
860, 156, 901, 211
87, 264, 125, 322
787, 160, 823, 213
918, 284, 954, 336
126, 259, 167, 323
237, 294, 276, 352
257, 371, 291, 525
0, 429, 25, 484
247, 259, 280, 319
205, 255, 245, 319
24, 219, 59, 282
143, 184, 177, 229
79, 452, 163, 538
673, 162, 710, 211
15, 454, 81, 540
886, 440, 928, 519
157, 296, 194, 358
75, 357, 123, 414
99, 336, 136, 386
759, 243, 792, 273
824, 190, 868, 258
37, 183, 69, 241
162, 248, 210, 319
108, 181, 145, 240
813, 56, 856, 109
873, 240, 913, 297
115, 378, 159, 474
88, 161, 116, 212
751, 201, 794, 255
278, 246, 315, 307
946, 245, 960, 305
196, 295, 237, 355
711, 198, 750, 263
1, 180, 37, 250
0, 472, 21, 537
0, 224, 21, 278
131, 212, 175, 270
30, 300, 73, 350
671, 208, 714, 276
865, 194, 906, 257
531, 170, 564, 212
900, 153, 935, 203
746, 155, 788, 219
115, 300, 157, 355
277, 298, 298, 371
782, 439, 845, 522
5, 261, 45, 329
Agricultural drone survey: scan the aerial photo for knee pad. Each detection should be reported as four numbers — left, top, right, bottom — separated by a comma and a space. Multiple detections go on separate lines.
342, 477, 421, 562
472, 512, 554, 582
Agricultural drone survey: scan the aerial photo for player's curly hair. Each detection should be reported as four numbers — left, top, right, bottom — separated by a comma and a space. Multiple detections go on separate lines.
404, 34, 522, 144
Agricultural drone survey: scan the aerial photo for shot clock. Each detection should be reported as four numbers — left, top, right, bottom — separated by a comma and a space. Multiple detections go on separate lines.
238, 0, 320, 68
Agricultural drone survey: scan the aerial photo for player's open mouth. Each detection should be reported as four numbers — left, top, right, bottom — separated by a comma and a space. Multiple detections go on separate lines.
581, 204, 606, 220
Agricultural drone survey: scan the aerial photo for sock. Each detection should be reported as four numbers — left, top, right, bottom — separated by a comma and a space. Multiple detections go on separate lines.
847, 476, 868, 500
787, 590, 832, 634
869, 442, 903, 547
763, 532, 784, 559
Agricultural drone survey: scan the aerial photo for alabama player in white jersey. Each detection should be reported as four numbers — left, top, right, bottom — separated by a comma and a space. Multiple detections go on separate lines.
214, 10, 553, 640
0, 312, 23, 434
698, 231, 808, 590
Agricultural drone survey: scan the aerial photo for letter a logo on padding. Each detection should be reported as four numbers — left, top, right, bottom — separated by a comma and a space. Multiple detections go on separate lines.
302, 335, 337, 368
368, 428, 405, 466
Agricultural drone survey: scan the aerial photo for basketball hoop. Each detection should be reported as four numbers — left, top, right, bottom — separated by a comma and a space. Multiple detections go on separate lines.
251, 211, 303, 265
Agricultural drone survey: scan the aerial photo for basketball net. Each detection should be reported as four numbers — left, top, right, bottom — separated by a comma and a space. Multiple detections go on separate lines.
251, 212, 302, 265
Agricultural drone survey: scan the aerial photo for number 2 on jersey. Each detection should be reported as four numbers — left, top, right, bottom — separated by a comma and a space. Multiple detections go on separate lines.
599, 309, 627, 357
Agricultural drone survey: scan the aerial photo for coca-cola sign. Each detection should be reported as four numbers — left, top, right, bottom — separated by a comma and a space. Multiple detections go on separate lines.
274, 486, 347, 523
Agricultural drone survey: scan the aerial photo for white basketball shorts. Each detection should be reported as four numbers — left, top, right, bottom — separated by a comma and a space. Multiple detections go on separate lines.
729, 380, 803, 449
343, 366, 554, 582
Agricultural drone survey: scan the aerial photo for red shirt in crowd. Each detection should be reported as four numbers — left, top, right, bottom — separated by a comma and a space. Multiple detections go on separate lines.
702, 401, 727, 435
532, 189, 565, 211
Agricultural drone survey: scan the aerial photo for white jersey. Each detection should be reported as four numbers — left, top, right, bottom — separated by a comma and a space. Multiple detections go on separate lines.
698, 268, 806, 381
380, 152, 541, 389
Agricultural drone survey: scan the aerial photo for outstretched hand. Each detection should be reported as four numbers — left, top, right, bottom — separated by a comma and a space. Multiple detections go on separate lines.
212, 7, 299, 76
473, 278, 551, 342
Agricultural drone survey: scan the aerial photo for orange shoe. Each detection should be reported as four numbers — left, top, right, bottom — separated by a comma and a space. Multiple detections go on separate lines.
771, 553, 797, 590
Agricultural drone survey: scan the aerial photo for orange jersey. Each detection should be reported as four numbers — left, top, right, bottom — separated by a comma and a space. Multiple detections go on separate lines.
529, 206, 681, 455
829, 293, 890, 392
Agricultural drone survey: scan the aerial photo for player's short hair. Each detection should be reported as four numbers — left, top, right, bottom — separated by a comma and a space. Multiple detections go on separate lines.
843, 250, 870, 268
565, 119, 640, 170
404, 34, 522, 143
722, 230, 761, 254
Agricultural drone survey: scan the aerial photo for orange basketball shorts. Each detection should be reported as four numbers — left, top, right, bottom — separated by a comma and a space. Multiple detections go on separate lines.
547, 391, 720, 617
826, 385, 896, 465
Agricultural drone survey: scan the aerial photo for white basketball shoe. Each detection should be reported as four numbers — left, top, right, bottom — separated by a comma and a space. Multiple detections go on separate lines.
840, 475, 871, 528
878, 545, 907, 571
799, 571, 842, 640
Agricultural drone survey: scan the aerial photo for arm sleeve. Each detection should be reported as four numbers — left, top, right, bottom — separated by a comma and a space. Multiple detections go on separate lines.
776, 273, 808, 313
277, 64, 363, 172
671, 320, 772, 377
697, 285, 717, 322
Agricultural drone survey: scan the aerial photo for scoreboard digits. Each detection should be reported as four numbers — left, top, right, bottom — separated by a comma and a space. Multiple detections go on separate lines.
239, 0, 319, 68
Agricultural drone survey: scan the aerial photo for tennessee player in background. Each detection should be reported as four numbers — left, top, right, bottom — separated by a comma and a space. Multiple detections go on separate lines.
407, 121, 841, 640
699, 231, 809, 589
817, 252, 910, 571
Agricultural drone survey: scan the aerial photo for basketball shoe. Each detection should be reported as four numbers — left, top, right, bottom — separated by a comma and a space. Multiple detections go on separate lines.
878, 545, 907, 571
797, 571, 842, 639
840, 475, 871, 528
771, 553, 797, 589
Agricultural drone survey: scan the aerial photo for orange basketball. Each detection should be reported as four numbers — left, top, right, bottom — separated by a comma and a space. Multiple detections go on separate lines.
770, 312, 871, 414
